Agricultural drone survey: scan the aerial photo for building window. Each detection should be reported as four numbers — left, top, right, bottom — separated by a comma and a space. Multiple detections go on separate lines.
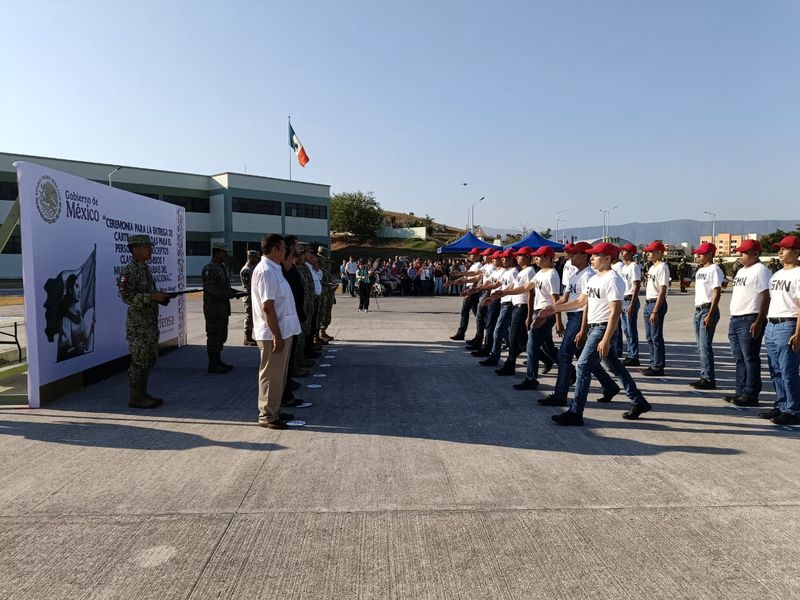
162, 195, 210, 213
285, 202, 327, 220
1, 233, 21, 254
186, 241, 210, 256
0, 182, 18, 201
232, 197, 281, 216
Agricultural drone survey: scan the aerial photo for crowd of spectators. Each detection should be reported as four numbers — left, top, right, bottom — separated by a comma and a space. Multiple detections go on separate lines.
339, 256, 475, 297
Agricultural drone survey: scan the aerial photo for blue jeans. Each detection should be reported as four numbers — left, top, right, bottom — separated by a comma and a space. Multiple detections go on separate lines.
347, 274, 357, 297
643, 300, 668, 370
473, 292, 490, 344
501, 305, 529, 368
434, 277, 444, 295
490, 303, 514, 360
621, 297, 640, 359
526, 315, 555, 382
554, 312, 618, 400
693, 306, 720, 382
481, 299, 501, 351
457, 293, 479, 336
764, 320, 800, 415
569, 323, 647, 415
727, 314, 763, 398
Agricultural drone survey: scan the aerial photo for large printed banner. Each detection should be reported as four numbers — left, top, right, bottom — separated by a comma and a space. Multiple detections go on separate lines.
16, 162, 186, 407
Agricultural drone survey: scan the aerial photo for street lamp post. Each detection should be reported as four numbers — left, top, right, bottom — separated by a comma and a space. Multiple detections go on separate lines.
107, 166, 122, 187
471, 196, 485, 235
555, 210, 567, 243
600, 206, 618, 241
704, 210, 717, 242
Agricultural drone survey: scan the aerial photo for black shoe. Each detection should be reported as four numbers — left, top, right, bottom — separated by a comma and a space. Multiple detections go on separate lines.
688, 379, 704, 388
723, 394, 740, 403
513, 379, 539, 390
596, 386, 621, 403
542, 360, 554, 374
641, 368, 664, 377
465, 343, 481, 352
732, 395, 759, 407
622, 358, 640, 366
282, 397, 304, 407
450, 333, 465, 341
551, 410, 584, 426
471, 349, 490, 357
569, 366, 576, 387
771, 412, 800, 426
691, 379, 716, 390
128, 397, 160, 409
259, 420, 288, 430
219, 361, 234, 371
759, 408, 781, 420
479, 358, 499, 366
622, 400, 652, 420
207, 363, 229, 374
538, 393, 567, 406
465, 338, 478, 345
495, 365, 515, 376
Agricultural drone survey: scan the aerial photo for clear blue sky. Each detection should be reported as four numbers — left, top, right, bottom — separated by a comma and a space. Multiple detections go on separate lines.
2, 0, 798, 232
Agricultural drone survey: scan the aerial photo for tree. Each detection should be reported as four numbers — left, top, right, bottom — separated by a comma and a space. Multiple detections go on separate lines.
540, 228, 553, 240
330, 191, 384, 238
760, 225, 800, 250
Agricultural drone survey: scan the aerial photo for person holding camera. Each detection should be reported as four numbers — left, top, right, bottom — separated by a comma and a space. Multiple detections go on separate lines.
356, 259, 374, 311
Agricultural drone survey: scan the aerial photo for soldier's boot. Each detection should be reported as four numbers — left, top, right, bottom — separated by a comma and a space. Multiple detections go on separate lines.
218, 351, 234, 371
142, 377, 164, 406
129, 383, 159, 409
207, 352, 229, 374
319, 328, 334, 342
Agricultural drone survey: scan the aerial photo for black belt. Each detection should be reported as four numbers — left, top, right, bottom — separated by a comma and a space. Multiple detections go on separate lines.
768, 317, 798, 324
695, 303, 712, 311
623, 295, 633, 301
731, 313, 759, 319
588, 322, 607, 328
646, 299, 657, 304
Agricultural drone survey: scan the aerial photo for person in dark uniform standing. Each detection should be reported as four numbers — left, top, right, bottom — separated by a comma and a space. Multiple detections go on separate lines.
118, 234, 169, 409
203, 242, 239, 374
240, 250, 260, 346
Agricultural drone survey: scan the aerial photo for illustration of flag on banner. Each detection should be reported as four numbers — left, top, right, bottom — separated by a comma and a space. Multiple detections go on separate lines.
289, 123, 310, 167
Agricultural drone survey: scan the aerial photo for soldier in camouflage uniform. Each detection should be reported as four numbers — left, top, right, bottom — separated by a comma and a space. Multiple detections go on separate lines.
118, 234, 169, 409
240, 250, 260, 346
317, 246, 336, 342
295, 246, 316, 373
203, 242, 239, 374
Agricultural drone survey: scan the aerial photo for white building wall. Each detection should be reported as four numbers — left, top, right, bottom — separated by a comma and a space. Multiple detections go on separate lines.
186, 212, 212, 232
208, 194, 225, 232
284, 217, 328, 237
232, 213, 283, 234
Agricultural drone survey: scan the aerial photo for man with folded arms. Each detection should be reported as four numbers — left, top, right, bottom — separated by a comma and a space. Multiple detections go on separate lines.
760, 235, 800, 426
642, 241, 669, 376
539, 242, 651, 426
252, 234, 302, 429
726, 239, 770, 407
449, 248, 483, 341
538, 242, 621, 407
619, 243, 642, 366
689, 242, 725, 390
481, 250, 520, 366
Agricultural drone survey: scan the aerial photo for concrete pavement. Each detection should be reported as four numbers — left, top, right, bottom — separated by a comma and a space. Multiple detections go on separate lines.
0, 291, 798, 599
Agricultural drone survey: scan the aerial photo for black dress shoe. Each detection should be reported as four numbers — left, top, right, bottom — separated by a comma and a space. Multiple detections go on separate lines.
259, 420, 288, 429
732, 395, 759, 407
759, 408, 781, 420
450, 333, 465, 341
551, 410, 584, 426
538, 393, 567, 406
465, 338, 478, 345
542, 361, 554, 374
495, 366, 515, 376
691, 379, 716, 390
641, 368, 664, 376
622, 400, 652, 420
723, 394, 740, 403
622, 358, 640, 366
772, 413, 800, 425
513, 379, 539, 390
465, 343, 481, 351
479, 357, 499, 366
596, 386, 621, 403
471, 349, 490, 357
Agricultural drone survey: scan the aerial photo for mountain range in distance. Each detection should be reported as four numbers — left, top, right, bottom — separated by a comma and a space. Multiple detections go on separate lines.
482, 219, 799, 245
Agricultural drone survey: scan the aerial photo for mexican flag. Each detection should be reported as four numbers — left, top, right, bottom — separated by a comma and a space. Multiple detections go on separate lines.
289, 124, 310, 167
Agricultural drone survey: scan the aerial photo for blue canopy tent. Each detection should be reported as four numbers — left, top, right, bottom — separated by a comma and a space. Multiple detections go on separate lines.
437, 232, 503, 254
505, 231, 565, 251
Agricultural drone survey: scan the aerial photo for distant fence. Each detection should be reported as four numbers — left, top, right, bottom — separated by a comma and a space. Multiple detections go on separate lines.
376, 226, 427, 240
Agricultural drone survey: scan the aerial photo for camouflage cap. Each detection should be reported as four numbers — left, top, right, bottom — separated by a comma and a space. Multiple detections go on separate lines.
247, 250, 260, 258
317, 246, 329, 256
212, 241, 230, 252
127, 234, 153, 247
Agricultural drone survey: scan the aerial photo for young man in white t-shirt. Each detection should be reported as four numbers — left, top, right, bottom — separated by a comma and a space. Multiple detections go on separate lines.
619, 243, 642, 366
690, 242, 725, 390
642, 241, 670, 375
497, 246, 561, 390
493, 248, 536, 375
463, 249, 498, 351
761, 236, 800, 425
482, 252, 520, 366
449, 248, 483, 341
538, 242, 622, 407
466, 253, 507, 357
539, 242, 651, 426
727, 239, 771, 407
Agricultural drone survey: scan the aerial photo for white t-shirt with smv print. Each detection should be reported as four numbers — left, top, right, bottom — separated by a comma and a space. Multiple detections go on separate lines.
767, 267, 800, 319
585, 270, 625, 324
694, 264, 724, 306
730, 262, 771, 316
646, 262, 670, 300
532, 269, 561, 311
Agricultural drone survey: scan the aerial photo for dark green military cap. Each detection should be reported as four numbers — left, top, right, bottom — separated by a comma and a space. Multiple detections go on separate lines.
247, 250, 260, 258
212, 241, 230, 252
127, 234, 153, 247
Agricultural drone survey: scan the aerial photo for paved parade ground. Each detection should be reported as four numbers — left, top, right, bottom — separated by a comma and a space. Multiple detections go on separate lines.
1, 292, 798, 599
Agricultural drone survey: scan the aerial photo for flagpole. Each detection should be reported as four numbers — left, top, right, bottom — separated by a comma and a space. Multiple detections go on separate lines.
288, 115, 292, 181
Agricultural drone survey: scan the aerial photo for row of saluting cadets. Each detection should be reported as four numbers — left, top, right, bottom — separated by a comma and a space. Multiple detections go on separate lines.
446, 236, 800, 427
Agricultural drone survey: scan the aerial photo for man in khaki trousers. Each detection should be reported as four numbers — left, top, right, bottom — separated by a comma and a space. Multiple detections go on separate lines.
250, 233, 302, 429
